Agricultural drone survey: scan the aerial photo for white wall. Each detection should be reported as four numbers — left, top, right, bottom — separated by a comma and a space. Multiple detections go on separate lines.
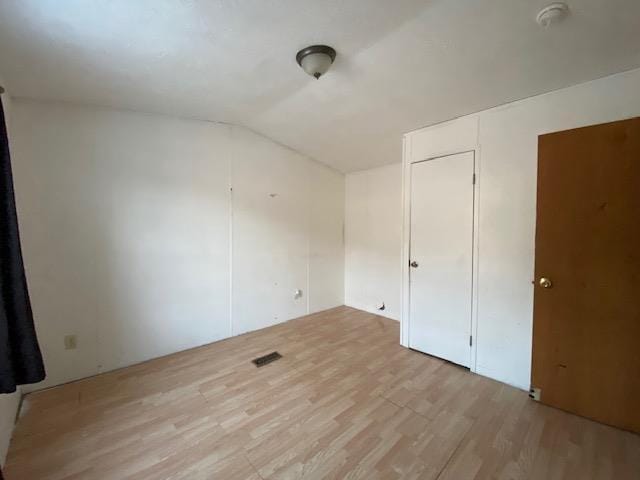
402, 67, 640, 390
345, 164, 401, 320
10, 99, 344, 391
0, 83, 22, 466
0, 390, 18, 466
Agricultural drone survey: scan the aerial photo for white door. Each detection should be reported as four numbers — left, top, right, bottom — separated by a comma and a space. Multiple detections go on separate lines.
409, 151, 474, 367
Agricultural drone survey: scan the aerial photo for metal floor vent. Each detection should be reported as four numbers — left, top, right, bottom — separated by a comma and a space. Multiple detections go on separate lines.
252, 351, 282, 367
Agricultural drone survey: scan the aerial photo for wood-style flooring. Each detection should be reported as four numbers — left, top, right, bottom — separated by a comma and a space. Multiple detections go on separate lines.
5, 306, 640, 479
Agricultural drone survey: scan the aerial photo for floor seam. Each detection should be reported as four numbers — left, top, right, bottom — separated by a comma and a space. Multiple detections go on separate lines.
380, 395, 402, 408
241, 447, 265, 480
379, 394, 433, 421
380, 393, 476, 480
433, 416, 477, 480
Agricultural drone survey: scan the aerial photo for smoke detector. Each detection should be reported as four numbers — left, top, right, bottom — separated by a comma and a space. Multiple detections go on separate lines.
536, 3, 570, 27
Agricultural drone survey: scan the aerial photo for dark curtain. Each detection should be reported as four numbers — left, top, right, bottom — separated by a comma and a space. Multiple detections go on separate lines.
0, 98, 45, 394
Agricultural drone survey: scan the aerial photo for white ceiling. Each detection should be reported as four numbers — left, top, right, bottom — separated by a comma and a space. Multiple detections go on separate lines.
1, 0, 639, 173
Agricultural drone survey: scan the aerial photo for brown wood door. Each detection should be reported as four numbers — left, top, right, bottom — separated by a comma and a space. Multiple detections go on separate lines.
531, 117, 640, 433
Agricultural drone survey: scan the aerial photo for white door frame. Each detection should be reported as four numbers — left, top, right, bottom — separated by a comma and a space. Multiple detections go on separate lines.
401, 119, 481, 373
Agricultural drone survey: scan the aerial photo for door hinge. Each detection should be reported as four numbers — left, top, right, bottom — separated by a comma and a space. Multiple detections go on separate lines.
472, 173, 476, 185
469, 335, 473, 346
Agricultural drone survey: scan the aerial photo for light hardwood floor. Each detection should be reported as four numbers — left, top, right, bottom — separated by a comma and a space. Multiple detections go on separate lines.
5, 306, 640, 479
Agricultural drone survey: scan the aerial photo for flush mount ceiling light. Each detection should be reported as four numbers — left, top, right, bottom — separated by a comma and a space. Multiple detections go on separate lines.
296, 45, 336, 79
536, 2, 570, 27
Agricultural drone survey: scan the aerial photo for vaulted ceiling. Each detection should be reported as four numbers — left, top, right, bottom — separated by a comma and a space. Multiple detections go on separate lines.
1, 0, 639, 172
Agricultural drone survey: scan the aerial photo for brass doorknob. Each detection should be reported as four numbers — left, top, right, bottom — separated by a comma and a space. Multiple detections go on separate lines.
539, 277, 553, 289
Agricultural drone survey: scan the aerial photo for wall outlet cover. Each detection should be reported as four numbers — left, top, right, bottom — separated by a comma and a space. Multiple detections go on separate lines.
529, 387, 541, 401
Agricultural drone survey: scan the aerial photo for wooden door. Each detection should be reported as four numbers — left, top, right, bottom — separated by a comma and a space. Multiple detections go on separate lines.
531, 117, 640, 433
409, 151, 474, 367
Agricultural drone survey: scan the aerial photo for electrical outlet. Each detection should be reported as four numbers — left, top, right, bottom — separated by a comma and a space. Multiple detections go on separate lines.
64, 335, 77, 350
529, 387, 541, 401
